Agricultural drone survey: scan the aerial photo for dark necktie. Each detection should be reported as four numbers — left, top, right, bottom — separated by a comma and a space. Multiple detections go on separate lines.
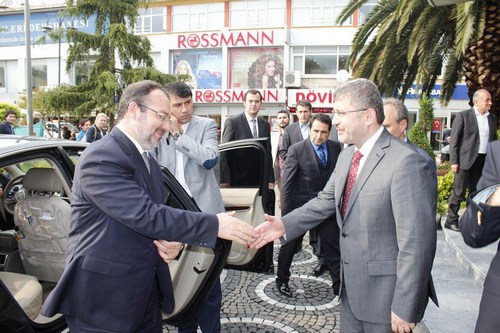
318, 145, 327, 167
142, 151, 150, 174
251, 119, 258, 138
341, 150, 363, 219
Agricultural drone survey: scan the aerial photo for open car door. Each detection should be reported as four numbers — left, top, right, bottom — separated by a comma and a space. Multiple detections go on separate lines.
163, 138, 275, 327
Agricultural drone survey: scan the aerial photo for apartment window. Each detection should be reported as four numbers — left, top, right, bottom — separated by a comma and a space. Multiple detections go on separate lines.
292, 0, 351, 26
31, 62, 48, 88
230, 0, 285, 29
71, 61, 94, 85
134, 7, 166, 34
293, 46, 350, 75
0, 65, 5, 88
359, 0, 378, 25
172, 3, 224, 32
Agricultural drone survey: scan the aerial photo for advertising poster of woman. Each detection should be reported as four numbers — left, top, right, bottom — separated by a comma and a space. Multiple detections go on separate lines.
172, 50, 223, 89
229, 47, 284, 89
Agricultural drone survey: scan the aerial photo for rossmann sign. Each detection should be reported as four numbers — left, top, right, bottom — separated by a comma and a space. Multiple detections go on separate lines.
178, 30, 279, 49
193, 89, 286, 103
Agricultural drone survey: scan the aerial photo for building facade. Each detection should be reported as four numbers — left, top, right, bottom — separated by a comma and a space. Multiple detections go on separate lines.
0, 0, 469, 142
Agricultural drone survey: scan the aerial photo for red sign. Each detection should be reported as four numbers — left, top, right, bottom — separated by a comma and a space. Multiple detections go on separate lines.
178, 31, 274, 49
289, 107, 332, 114
432, 119, 442, 132
287, 89, 335, 108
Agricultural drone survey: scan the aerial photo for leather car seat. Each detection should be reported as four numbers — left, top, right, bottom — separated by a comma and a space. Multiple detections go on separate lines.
13, 168, 70, 282
0, 271, 43, 320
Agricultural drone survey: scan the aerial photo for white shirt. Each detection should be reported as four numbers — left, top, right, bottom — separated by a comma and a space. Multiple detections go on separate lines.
175, 122, 193, 197
356, 126, 384, 175
245, 113, 258, 137
300, 123, 310, 139
474, 107, 490, 154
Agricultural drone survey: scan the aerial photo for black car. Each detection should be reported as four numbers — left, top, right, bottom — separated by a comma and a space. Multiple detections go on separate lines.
0, 135, 274, 332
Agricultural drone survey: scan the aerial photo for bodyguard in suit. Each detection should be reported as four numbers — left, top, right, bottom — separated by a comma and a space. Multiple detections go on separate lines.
276, 114, 342, 297
41, 80, 256, 332
271, 109, 290, 209
221, 89, 274, 188
156, 81, 224, 332
382, 98, 438, 189
278, 99, 312, 161
250, 79, 437, 333
445, 89, 497, 231
0, 110, 16, 134
460, 140, 500, 333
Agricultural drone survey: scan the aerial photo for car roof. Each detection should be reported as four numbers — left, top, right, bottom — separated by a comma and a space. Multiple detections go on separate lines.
0, 135, 87, 156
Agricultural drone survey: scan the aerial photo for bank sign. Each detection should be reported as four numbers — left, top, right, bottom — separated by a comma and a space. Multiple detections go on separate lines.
0, 11, 95, 46
400, 84, 469, 100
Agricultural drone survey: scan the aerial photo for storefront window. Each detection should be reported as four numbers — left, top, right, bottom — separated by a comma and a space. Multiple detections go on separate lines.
0, 65, 5, 88
230, 0, 285, 29
172, 50, 223, 89
172, 3, 224, 32
31, 63, 47, 88
292, 0, 352, 26
359, 0, 378, 25
72, 61, 94, 85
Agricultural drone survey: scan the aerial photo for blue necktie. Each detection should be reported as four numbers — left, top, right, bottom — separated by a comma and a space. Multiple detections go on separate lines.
318, 146, 327, 167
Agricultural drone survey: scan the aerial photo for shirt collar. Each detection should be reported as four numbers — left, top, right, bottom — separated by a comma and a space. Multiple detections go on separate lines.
115, 123, 147, 156
358, 126, 384, 157
474, 107, 489, 117
245, 113, 257, 123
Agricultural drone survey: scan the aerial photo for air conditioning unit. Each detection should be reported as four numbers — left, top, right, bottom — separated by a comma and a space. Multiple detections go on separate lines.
284, 71, 301, 87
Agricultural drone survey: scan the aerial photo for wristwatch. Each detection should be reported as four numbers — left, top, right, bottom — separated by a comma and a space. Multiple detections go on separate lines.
172, 132, 181, 141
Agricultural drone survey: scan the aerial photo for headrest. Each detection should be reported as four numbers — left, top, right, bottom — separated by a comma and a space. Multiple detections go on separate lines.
22, 168, 63, 193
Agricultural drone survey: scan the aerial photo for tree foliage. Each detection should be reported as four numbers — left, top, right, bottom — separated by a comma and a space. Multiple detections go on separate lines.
36, 0, 176, 121
408, 95, 435, 160
337, 0, 499, 116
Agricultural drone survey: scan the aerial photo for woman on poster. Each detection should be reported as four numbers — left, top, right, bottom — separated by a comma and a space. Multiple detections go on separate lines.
175, 60, 197, 89
247, 54, 283, 89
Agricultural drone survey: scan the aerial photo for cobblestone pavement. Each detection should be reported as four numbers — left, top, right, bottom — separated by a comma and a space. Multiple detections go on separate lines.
163, 239, 340, 332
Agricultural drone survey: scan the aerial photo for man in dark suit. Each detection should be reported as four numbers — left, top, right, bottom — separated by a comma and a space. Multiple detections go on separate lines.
250, 79, 437, 333
278, 99, 312, 161
272, 109, 290, 209
41, 80, 256, 332
460, 140, 500, 333
156, 81, 224, 333
382, 98, 437, 189
445, 89, 497, 231
221, 89, 274, 189
276, 113, 342, 297
0, 110, 17, 134
460, 141, 500, 333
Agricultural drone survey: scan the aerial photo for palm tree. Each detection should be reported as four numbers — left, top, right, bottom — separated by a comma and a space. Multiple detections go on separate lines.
337, 0, 499, 115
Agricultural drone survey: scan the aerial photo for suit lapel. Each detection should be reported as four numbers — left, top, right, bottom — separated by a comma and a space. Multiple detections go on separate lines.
305, 140, 321, 173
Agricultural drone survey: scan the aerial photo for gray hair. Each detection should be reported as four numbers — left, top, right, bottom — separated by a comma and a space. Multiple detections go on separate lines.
333, 78, 384, 124
472, 89, 490, 103
383, 98, 408, 123
116, 80, 167, 121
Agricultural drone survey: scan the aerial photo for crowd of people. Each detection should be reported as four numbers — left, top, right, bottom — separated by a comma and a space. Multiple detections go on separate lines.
1, 78, 497, 333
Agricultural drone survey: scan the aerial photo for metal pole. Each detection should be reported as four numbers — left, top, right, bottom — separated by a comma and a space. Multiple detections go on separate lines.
24, 0, 33, 136
57, 26, 61, 138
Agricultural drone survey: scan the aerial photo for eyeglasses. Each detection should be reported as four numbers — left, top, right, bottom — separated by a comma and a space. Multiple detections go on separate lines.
333, 108, 368, 118
136, 103, 170, 122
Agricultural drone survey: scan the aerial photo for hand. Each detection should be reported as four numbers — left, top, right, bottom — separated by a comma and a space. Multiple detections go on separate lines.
268, 182, 275, 189
451, 164, 459, 173
391, 311, 416, 333
217, 211, 257, 245
154, 240, 184, 264
219, 183, 230, 188
168, 115, 182, 135
487, 187, 500, 206
248, 214, 285, 249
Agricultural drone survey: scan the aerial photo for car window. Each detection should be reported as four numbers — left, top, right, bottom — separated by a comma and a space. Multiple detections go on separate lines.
218, 146, 263, 188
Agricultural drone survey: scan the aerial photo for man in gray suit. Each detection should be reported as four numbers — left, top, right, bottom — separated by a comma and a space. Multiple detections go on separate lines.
156, 81, 224, 332
250, 78, 437, 333
445, 89, 497, 231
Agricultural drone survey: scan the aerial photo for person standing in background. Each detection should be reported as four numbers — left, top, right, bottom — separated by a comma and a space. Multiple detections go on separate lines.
86, 113, 108, 143
272, 109, 290, 209
0, 110, 17, 135
76, 118, 91, 142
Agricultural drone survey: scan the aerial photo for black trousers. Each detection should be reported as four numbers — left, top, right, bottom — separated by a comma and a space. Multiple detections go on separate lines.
446, 154, 486, 225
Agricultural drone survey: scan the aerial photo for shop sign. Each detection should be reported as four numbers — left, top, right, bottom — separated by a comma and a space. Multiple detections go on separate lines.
287, 89, 335, 108
193, 89, 286, 103
178, 30, 276, 49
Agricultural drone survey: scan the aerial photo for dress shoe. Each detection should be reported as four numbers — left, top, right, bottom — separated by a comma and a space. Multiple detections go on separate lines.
313, 264, 327, 276
444, 223, 460, 232
332, 280, 340, 296
276, 281, 292, 297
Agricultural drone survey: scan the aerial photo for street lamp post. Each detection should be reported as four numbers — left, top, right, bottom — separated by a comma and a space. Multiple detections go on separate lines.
24, 0, 33, 136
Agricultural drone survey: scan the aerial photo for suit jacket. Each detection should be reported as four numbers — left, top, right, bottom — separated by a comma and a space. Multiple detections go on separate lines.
221, 112, 274, 183
281, 139, 341, 215
460, 140, 500, 332
281, 129, 437, 324
157, 116, 224, 214
279, 122, 307, 161
0, 122, 14, 134
449, 108, 497, 170
41, 127, 219, 331
407, 139, 438, 192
